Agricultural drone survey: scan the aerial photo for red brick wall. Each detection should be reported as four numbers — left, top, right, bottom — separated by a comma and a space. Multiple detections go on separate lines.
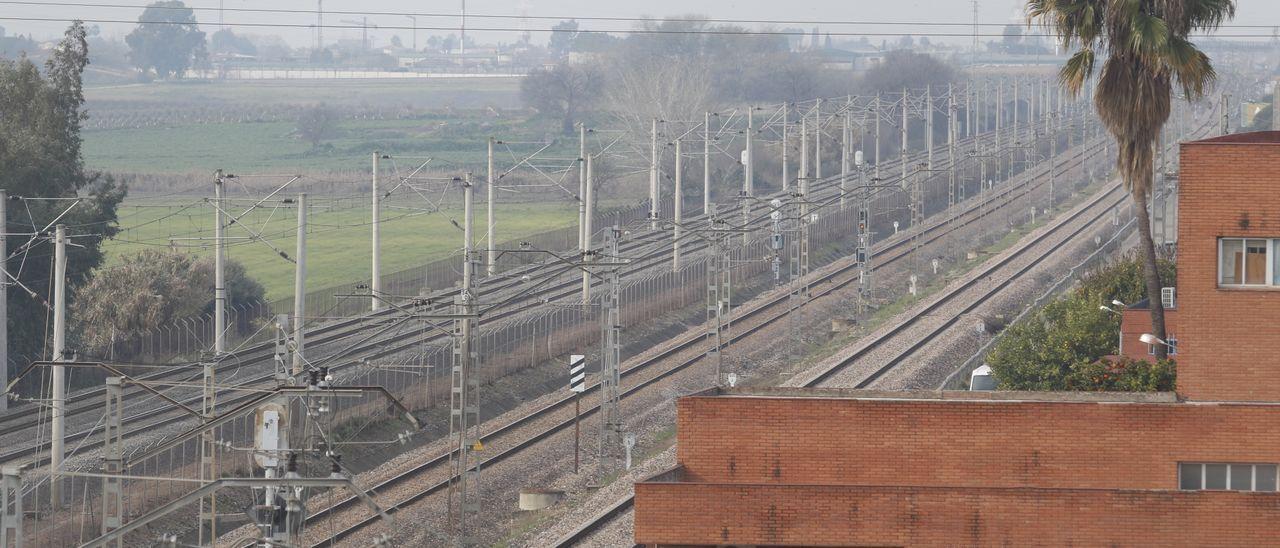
1178, 137, 1280, 401
674, 395, 1280, 489
635, 481, 1280, 547
1119, 308, 1177, 362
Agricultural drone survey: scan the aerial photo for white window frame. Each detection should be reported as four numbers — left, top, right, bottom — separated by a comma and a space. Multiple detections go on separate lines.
1218, 237, 1276, 287
1179, 462, 1278, 491
1148, 335, 1177, 356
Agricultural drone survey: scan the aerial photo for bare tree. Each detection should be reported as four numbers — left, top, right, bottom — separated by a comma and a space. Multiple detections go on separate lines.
520, 63, 603, 135
294, 103, 339, 150
603, 56, 716, 136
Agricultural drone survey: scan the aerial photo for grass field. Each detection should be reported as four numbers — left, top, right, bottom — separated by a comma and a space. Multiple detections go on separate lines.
82, 116, 574, 174
86, 78, 597, 300
80, 77, 577, 176
85, 78, 523, 110
108, 198, 582, 300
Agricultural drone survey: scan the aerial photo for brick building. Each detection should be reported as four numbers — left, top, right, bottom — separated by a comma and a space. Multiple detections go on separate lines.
1117, 298, 1178, 361
633, 132, 1280, 547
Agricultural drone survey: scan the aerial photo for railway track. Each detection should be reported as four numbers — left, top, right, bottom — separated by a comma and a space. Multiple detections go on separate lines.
2, 121, 1028, 469
545, 119, 1212, 548
270, 128, 1117, 548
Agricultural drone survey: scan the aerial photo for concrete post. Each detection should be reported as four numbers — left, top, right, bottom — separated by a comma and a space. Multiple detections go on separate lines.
488, 137, 497, 277
673, 140, 683, 272
50, 224, 67, 506
371, 152, 382, 310
292, 194, 307, 375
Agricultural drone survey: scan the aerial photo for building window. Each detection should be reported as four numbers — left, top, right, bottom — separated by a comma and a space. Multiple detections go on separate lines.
1219, 238, 1276, 286
1147, 335, 1177, 356
1179, 463, 1278, 491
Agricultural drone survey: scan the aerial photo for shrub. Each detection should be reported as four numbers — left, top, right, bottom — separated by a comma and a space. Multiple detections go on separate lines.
987, 253, 1176, 392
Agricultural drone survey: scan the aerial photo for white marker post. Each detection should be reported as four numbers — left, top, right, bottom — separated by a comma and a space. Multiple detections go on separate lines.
568, 354, 586, 473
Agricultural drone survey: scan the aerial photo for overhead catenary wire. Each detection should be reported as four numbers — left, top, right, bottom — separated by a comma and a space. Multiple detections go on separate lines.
6, 1, 1278, 30
0, 15, 1274, 38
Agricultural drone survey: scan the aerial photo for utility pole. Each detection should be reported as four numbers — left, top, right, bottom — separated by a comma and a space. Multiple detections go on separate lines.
926, 86, 934, 172
214, 171, 226, 356
971, 0, 980, 67
405, 15, 417, 51
841, 111, 850, 209
448, 174, 479, 546
948, 84, 958, 209
578, 125, 587, 257
743, 108, 753, 247
1013, 78, 1020, 151
649, 119, 659, 229
102, 377, 123, 544
901, 88, 909, 185
703, 112, 712, 213
705, 212, 731, 386
966, 82, 973, 138
50, 224, 67, 507
814, 99, 823, 181
874, 93, 881, 182
745, 107, 754, 196
315, 0, 323, 52
800, 115, 809, 188
996, 80, 1004, 180
781, 106, 789, 192
673, 140, 683, 272
856, 155, 874, 313
488, 137, 498, 277
0, 189, 7, 413
198, 356, 217, 543
598, 227, 623, 474
582, 155, 594, 301
371, 152, 382, 311
1221, 93, 1230, 135
292, 194, 307, 376
203, 170, 227, 543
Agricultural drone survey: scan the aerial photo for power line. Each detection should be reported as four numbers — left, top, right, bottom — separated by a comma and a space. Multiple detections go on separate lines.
6, 1, 1277, 29
1, 15, 1272, 38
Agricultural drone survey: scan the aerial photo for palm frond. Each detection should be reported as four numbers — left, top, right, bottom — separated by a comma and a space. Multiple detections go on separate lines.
1059, 48, 1094, 96
1126, 11, 1170, 64
1165, 37, 1216, 100
1183, 0, 1236, 32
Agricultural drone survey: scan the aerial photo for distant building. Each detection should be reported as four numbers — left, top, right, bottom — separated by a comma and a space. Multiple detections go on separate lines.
1242, 102, 1268, 128
633, 131, 1280, 547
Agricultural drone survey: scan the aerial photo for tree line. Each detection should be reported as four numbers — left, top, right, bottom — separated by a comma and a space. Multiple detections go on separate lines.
521, 16, 960, 136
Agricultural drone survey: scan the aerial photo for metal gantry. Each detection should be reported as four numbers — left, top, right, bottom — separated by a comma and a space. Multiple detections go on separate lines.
447, 175, 481, 547
597, 227, 624, 475
705, 209, 733, 386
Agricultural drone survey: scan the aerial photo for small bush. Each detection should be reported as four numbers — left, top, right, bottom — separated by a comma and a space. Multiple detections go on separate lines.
1068, 357, 1176, 392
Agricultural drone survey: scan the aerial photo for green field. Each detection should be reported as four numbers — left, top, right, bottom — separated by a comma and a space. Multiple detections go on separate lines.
86, 78, 595, 301
108, 198, 582, 300
82, 117, 572, 174
85, 78, 523, 110
80, 77, 577, 176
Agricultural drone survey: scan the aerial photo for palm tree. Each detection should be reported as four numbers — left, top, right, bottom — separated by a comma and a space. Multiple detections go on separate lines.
1027, 0, 1234, 359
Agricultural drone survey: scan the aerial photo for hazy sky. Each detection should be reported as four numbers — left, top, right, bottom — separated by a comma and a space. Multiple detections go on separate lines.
8, 0, 1280, 47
